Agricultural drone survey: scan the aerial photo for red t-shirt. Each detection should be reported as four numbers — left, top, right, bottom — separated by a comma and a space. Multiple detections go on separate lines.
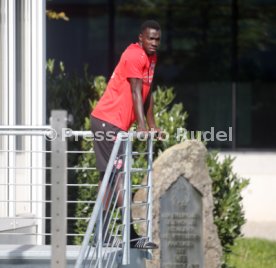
91, 43, 157, 131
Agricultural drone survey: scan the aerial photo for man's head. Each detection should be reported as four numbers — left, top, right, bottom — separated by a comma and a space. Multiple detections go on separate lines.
139, 20, 161, 56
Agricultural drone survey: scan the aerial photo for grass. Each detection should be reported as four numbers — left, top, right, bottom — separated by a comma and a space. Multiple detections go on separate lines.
228, 238, 276, 268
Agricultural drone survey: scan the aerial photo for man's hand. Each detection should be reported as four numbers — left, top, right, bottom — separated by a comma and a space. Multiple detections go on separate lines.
136, 126, 165, 140
148, 127, 165, 140
136, 126, 149, 140
136, 125, 148, 132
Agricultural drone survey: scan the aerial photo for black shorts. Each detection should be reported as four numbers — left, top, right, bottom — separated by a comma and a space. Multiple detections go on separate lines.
91, 115, 124, 172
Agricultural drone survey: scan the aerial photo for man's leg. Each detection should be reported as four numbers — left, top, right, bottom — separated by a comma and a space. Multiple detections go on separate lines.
98, 172, 112, 211
91, 116, 122, 246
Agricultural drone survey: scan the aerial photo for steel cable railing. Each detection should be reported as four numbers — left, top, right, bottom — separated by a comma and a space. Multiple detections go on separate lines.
0, 126, 101, 246
0, 112, 154, 268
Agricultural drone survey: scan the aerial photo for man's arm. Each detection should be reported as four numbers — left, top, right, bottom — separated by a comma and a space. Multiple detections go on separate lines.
144, 90, 163, 140
144, 91, 158, 130
129, 78, 147, 131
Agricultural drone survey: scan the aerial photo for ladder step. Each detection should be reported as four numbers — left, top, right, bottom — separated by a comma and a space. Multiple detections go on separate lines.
130, 168, 148, 172
132, 151, 148, 156
132, 201, 148, 204
132, 201, 148, 207
132, 217, 146, 221
132, 185, 149, 190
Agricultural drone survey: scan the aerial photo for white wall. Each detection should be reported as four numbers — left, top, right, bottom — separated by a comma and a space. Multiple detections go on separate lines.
218, 151, 276, 241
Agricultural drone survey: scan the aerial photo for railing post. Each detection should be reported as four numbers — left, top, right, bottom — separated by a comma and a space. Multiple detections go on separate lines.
147, 135, 154, 242
51, 110, 67, 268
97, 205, 103, 268
122, 137, 132, 265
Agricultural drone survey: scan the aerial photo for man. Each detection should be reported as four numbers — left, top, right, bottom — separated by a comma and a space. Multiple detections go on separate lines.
91, 20, 161, 249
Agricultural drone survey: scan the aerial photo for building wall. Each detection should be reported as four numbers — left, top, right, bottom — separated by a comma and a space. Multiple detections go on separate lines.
219, 151, 276, 241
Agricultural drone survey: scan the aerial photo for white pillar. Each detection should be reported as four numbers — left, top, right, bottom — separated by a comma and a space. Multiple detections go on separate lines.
21, 0, 32, 127
7, 0, 17, 220
0, 0, 10, 217
16, 0, 32, 217
0, 0, 46, 244
30, 0, 46, 244
0, 0, 16, 218
16, 0, 46, 244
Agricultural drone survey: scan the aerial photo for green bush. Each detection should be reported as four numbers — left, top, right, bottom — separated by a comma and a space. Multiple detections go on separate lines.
46, 59, 98, 130
208, 152, 249, 267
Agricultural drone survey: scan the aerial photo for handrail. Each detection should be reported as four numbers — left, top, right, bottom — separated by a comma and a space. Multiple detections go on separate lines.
74, 131, 127, 268
74, 131, 154, 268
0, 125, 52, 129
0, 125, 52, 135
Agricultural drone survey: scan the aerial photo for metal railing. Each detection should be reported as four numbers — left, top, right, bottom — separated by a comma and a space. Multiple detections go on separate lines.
0, 110, 154, 268
0, 124, 51, 246
0, 111, 98, 266
75, 130, 154, 268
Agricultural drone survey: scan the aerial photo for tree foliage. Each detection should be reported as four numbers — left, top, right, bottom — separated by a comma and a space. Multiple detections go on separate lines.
46, 9, 69, 21
46, 59, 98, 130
118, 0, 276, 81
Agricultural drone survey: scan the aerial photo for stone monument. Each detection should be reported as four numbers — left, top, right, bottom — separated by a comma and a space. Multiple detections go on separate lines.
133, 140, 222, 268
160, 176, 203, 268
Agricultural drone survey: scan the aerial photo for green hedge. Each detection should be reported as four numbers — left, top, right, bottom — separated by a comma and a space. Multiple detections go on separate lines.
208, 152, 249, 266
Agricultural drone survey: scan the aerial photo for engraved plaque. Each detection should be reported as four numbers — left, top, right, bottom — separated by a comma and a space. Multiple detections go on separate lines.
160, 176, 204, 268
